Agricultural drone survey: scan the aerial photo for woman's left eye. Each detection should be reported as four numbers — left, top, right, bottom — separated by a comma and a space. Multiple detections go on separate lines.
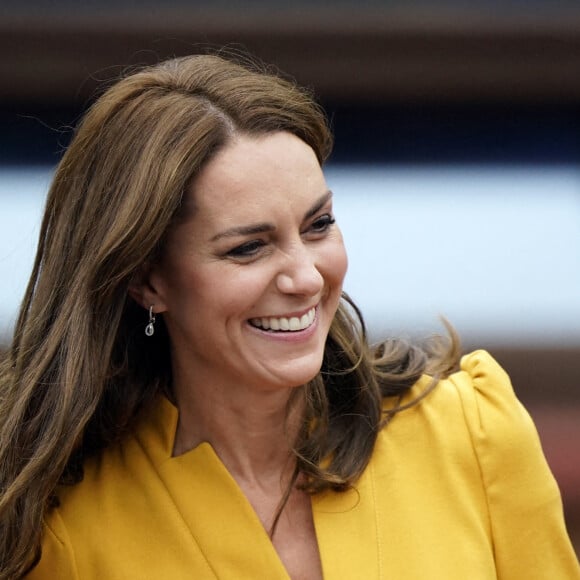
226, 239, 266, 258
309, 214, 336, 234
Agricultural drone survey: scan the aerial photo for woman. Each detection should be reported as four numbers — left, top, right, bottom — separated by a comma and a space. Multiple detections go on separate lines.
0, 54, 578, 579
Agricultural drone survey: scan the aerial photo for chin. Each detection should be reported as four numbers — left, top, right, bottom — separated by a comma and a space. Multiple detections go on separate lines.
273, 358, 324, 389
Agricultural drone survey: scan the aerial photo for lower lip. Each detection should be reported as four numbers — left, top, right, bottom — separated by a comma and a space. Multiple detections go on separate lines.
246, 308, 320, 343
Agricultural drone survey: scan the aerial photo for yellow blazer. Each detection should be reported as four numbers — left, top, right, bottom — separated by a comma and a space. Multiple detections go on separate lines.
27, 351, 579, 579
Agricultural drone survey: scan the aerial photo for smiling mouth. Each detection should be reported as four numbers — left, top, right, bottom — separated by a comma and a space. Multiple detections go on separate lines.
249, 307, 316, 332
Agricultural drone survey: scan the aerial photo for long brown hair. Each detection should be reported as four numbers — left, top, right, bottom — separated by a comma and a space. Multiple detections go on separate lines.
0, 54, 459, 578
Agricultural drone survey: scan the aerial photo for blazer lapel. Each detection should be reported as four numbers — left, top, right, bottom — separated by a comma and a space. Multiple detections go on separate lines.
312, 462, 381, 578
138, 397, 291, 579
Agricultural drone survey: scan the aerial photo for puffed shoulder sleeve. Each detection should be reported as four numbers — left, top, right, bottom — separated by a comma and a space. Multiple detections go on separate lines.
25, 510, 79, 579
450, 350, 580, 579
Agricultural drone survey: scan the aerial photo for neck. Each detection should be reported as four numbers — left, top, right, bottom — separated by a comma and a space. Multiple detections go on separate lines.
171, 369, 304, 487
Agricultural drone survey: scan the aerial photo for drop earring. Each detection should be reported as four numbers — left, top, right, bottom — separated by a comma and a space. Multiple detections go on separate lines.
145, 306, 156, 337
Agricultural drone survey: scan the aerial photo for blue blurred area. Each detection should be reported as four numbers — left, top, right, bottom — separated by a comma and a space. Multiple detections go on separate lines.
2, 163, 579, 346
328, 164, 580, 345
1, 101, 580, 345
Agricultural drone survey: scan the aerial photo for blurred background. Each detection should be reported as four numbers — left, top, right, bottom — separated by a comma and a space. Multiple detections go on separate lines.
1, 0, 579, 554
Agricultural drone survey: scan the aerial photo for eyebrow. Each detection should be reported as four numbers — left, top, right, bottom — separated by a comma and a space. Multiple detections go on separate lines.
210, 190, 333, 242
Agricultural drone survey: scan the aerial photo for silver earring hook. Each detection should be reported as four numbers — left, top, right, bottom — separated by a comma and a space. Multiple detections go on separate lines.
145, 305, 156, 337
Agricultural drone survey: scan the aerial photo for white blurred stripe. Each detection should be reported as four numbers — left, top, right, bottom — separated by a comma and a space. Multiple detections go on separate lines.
1, 164, 579, 346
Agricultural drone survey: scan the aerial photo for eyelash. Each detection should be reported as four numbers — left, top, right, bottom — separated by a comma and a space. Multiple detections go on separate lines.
226, 240, 266, 258
225, 213, 336, 259
310, 213, 336, 233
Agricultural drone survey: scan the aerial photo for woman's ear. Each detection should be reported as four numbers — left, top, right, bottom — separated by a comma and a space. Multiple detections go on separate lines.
128, 264, 168, 312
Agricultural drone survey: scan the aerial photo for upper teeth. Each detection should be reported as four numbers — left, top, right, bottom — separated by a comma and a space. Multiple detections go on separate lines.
250, 308, 316, 332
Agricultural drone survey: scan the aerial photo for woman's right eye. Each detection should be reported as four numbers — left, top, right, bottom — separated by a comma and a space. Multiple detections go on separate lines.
226, 240, 266, 259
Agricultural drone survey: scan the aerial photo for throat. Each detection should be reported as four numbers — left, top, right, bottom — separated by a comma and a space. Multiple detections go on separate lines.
241, 482, 322, 580
231, 470, 323, 580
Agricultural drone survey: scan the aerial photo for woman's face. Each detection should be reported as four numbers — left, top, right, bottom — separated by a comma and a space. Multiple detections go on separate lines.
145, 131, 347, 393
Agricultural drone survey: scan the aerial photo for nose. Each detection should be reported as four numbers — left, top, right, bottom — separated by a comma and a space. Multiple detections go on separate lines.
276, 242, 324, 297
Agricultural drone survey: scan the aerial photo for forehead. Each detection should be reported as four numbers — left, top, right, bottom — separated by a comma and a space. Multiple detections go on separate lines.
186, 132, 327, 225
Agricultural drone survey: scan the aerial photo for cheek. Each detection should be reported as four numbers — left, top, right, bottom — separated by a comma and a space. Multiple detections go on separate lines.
154, 264, 215, 318
195, 266, 273, 315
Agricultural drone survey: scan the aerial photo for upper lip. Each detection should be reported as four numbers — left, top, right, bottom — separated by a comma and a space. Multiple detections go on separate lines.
249, 304, 318, 320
